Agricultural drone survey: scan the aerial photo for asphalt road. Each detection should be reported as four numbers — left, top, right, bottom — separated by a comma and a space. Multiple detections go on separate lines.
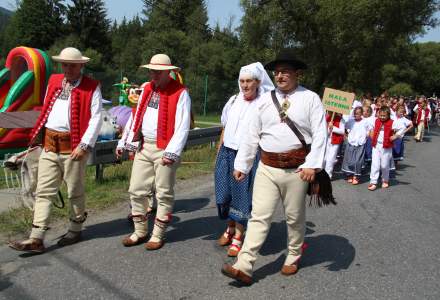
1, 127, 440, 300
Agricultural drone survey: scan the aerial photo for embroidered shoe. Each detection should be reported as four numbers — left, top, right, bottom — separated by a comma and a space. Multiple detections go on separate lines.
347, 177, 353, 183
382, 181, 390, 188
352, 177, 360, 185
368, 184, 377, 191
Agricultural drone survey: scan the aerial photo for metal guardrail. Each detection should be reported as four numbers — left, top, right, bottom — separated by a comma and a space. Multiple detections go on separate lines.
0, 127, 222, 182
89, 126, 222, 181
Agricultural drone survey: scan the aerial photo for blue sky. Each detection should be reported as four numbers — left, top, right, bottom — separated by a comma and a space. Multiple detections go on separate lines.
0, 0, 438, 42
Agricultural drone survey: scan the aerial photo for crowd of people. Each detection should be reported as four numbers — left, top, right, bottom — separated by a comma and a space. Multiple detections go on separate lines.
7, 46, 436, 286
325, 93, 434, 191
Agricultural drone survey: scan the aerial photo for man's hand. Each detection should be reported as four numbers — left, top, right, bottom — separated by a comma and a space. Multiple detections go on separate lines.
233, 170, 246, 182
297, 168, 316, 182
390, 134, 398, 142
161, 157, 174, 166
115, 147, 124, 159
70, 147, 87, 161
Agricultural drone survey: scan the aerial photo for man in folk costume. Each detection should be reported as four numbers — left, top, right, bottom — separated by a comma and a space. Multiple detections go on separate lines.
221, 50, 328, 285
9, 47, 103, 253
413, 96, 431, 142
116, 54, 191, 250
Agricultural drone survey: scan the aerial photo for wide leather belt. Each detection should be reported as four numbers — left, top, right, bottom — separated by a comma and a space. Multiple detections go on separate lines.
43, 129, 72, 154
261, 147, 308, 169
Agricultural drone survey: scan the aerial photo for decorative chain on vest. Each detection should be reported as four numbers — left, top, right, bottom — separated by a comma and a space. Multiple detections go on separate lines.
70, 90, 81, 148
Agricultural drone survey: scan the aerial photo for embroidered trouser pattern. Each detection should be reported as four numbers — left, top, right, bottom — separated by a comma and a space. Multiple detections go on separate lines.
31, 150, 88, 240
128, 141, 178, 239
233, 162, 308, 276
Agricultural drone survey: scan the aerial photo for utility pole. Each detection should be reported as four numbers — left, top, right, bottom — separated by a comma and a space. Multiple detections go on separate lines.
203, 74, 208, 116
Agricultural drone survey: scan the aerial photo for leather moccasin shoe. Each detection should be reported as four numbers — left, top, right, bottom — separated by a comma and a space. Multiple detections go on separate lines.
281, 261, 299, 276
145, 240, 164, 251
57, 230, 81, 247
221, 264, 252, 285
122, 234, 148, 247
9, 239, 45, 253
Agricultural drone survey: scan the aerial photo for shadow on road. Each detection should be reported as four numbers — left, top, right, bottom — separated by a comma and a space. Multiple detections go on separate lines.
166, 215, 224, 243
301, 234, 355, 271
81, 217, 132, 241
252, 221, 355, 281
173, 197, 210, 213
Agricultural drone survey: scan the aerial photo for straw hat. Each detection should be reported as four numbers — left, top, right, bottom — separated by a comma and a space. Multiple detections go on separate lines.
140, 54, 180, 71
52, 47, 90, 63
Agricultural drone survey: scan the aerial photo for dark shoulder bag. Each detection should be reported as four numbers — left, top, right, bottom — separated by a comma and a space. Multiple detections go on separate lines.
270, 90, 336, 207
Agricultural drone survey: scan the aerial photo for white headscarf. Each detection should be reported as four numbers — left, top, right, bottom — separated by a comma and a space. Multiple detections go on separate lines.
238, 62, 274, 95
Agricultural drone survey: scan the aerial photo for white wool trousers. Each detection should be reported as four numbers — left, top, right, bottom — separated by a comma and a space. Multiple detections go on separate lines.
129, 140, 179, 239
415, 122, 425, 141
369, 143, 393, 184
31, 150, 88, 240
233, 162, 308, 276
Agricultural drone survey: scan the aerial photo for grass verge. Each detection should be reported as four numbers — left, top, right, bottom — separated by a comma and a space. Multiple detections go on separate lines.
0, 144, 217, 240
194, 114, 221, 124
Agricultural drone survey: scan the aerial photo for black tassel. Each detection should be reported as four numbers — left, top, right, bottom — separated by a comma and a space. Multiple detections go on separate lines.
307, 170, 337, 207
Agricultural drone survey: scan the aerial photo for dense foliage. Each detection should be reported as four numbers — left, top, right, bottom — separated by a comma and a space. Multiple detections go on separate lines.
0, 0, 439, 112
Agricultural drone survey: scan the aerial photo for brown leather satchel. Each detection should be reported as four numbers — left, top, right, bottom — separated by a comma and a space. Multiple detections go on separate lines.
270, 90, 336, 207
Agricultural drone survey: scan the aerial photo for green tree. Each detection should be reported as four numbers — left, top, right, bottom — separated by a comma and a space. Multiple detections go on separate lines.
1, 0, 65, 53
66, 0, 111, 60
240, 0, 439, 95
140, 0, 245, 113
410, 42, 440, 96
110, 16, 145, 85
388, 82, 414, 96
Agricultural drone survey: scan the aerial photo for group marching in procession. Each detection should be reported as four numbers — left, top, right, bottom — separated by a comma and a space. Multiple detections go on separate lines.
7, 46, 437, 286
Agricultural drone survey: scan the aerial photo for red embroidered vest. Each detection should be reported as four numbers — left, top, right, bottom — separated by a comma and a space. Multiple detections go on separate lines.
371, 118, 393, 148
416, 107, 430, 126
131, 79, 186, 149
326, 114, 344, 145
29, 74, 99, 150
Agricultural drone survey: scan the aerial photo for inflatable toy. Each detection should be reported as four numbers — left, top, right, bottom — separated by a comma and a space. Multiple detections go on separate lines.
0, 46, 52, 158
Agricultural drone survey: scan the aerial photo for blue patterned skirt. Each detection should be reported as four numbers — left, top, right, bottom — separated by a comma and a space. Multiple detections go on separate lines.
341, 144, 365, 176
392, 137, 404, 161
364, 137, 372, 162
214, 145, 259, 225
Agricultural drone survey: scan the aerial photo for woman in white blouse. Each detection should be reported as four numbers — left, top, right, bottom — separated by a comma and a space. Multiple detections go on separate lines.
215, 62, 274, 257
